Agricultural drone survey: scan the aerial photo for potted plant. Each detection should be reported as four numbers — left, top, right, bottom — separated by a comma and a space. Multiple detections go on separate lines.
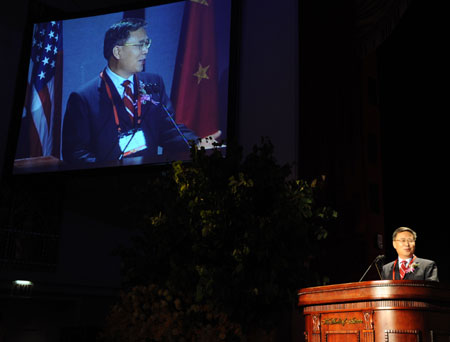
99, 138, 336, 341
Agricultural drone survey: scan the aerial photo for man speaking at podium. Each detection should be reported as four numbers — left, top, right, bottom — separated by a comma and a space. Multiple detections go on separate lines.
62, 18, 220, 164
381, 227, 439, 281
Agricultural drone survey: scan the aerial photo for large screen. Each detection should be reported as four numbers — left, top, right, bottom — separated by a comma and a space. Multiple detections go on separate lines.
10, 0, 233, 175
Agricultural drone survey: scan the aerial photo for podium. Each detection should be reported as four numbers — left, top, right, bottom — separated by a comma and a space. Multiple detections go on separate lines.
297, 280, 450, 342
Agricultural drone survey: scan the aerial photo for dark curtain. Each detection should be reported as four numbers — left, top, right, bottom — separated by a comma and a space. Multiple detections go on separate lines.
353, 0, 412, 57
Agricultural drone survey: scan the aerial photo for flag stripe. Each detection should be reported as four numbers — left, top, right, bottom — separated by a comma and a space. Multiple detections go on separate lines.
20, 20, 63, 158
38, 85, 52, 130
30, 86, 51, 155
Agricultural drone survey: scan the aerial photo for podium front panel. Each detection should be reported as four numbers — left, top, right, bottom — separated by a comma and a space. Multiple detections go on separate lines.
298, 280, 450, 342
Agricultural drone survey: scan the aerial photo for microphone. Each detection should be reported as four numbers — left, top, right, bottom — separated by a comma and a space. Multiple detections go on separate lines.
145, 83, 191, 147
117, 129, 137, 161
359, 254, 385, 282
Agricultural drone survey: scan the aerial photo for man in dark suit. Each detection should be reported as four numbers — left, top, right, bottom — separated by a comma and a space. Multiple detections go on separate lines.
62, 18, 220, 164
381, 227, 438, 281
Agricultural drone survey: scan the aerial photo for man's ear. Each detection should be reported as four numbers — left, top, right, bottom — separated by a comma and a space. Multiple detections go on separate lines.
112, 46, 121, 59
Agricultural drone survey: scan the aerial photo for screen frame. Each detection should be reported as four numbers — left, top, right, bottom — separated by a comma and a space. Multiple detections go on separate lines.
2, 0, 241, 181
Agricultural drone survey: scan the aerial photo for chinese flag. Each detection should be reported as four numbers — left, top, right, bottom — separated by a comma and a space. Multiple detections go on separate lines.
171, 0, 219, 139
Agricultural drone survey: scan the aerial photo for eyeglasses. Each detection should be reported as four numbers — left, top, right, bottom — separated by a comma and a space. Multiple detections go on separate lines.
394, 239, 415, 244
120, 39, 152, 51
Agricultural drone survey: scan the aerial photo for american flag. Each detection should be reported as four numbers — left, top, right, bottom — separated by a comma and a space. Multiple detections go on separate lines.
22, 20, 63, 158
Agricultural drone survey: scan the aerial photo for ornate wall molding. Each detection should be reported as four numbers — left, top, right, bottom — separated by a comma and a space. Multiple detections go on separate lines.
304, 300, 450, 313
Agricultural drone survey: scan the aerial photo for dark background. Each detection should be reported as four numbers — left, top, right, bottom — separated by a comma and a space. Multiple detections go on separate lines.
0, 0, 447, 282
0, 0, 449, 340
378, 0, 449, 268
1, 0, 447, 279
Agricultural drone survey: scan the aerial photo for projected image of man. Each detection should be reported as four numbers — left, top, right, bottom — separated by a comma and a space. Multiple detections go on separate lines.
62, 18, 220, 164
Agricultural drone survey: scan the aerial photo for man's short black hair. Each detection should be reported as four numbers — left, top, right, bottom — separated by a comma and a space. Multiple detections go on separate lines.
103, 18, 147, 60
392, 226, 417, 241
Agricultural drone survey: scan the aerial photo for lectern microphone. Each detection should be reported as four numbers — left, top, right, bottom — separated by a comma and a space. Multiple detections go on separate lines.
359, 254, 385, 282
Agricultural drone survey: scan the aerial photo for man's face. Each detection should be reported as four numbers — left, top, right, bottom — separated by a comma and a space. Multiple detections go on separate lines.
115, 28, 149, 78
393, 231, 416, 259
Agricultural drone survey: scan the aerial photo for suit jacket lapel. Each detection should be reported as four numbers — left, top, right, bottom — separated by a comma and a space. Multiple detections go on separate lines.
403, 259, 419, 280
393, 261, 401, 280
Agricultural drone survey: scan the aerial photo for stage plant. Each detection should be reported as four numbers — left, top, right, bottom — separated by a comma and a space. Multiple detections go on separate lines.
99, 138, 337, 341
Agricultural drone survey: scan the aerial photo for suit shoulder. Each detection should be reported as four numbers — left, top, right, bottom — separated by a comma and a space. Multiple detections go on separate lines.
73, 76, 101, 95
137, 72, 164, 83
383, 260, 396, 269
415, 257, 436, 265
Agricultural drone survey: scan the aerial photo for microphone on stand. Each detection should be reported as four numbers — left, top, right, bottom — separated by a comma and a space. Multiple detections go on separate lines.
145, 83, 191, 147
359, 254, 385, 282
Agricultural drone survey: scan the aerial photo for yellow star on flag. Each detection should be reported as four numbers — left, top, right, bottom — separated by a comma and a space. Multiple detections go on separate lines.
193, 63, 210, 84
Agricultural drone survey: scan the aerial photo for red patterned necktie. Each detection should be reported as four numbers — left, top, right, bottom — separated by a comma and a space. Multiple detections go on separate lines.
122, 80, 135, 123
400, 260, 407, 279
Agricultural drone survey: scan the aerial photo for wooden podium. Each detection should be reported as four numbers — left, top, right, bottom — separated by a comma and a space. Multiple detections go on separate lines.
297, 280, 450, 342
